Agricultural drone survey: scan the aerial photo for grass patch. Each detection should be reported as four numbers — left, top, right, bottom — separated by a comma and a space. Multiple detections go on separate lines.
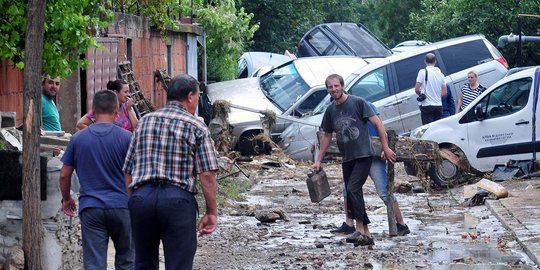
216, 177, 254, 203
195, 173, 256, 211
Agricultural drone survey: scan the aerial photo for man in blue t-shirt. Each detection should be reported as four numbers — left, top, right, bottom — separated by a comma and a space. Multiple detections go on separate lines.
59, 90, 134, 270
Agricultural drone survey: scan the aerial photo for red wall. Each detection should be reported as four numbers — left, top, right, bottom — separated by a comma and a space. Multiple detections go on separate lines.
0, 12, 194, 127
0, 61, 24, 125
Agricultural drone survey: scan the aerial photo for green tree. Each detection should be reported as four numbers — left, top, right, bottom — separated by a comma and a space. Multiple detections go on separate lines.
195, 0, 258, 81
127, 0, 258, 81
241, 0, 326, 53
372, 0, 421, 46
408, 0, 540, 66
0, 0, 112, 78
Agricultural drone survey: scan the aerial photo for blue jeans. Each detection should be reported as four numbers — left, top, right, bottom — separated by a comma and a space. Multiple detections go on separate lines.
79, 208, 134, 270
129, 183, 198, 270
369, 158, 396, 204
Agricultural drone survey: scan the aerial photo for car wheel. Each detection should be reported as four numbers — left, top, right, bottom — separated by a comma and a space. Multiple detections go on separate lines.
236, 131, 272, 156
403, 160, 419, 176
428, 159, 463, 188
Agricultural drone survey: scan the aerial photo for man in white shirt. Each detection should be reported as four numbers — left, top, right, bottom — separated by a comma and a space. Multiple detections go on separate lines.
415, 53, 447, 125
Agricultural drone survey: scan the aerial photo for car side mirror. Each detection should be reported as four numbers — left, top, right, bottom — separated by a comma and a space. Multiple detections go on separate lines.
475, 105, 485, 120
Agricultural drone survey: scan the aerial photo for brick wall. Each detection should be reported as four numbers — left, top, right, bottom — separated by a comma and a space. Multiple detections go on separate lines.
0, 12, 202, 127
0, 61, 24, 125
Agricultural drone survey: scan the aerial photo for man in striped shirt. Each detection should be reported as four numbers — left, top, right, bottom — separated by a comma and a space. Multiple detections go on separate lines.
123, 74, 219, 270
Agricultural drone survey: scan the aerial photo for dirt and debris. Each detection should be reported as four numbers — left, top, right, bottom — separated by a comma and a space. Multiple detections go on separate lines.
192, 159, 539, 270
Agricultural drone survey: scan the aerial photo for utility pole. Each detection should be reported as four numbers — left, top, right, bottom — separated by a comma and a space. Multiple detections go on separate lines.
22, 0, 47, 269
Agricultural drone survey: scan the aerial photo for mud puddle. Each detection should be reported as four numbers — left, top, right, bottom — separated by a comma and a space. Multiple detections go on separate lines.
194, 163, 538, 269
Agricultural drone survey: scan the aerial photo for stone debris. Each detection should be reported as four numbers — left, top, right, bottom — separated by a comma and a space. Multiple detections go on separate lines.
255, 208, 289, 222
4, 246, 24, 270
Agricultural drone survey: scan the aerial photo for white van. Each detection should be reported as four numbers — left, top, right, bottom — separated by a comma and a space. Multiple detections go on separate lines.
280, 35, 509, 161
408, 67, 539, 187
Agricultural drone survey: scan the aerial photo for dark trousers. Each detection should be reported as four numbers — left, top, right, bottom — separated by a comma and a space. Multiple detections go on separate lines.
420, 105, 443, 125
342, 157, 373, 224
129, 183, 198, 270
80, 208, 134, 270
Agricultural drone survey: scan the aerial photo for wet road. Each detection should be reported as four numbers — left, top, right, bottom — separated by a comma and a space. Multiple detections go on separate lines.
194, 163, 539, 269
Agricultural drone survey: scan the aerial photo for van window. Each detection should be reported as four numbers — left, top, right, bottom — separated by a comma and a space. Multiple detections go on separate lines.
349, 67, 390, 102
439, 40, 493, 74
306, 29, 333, 56
393, 53, 430, 93
474, 77, 532, 120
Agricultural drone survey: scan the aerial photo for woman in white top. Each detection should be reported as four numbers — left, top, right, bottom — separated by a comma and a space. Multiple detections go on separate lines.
457, 70, 486, 113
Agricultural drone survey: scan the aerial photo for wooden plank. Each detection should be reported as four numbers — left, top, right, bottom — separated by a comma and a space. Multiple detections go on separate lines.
317, 131, 440, 162
386, 130, 397, 236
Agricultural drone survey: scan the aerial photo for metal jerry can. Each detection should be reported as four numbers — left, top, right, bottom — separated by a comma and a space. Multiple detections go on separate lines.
306, 169, 330, 203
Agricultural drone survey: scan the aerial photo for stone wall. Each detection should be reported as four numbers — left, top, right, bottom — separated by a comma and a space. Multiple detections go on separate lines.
0, 155, 81, 269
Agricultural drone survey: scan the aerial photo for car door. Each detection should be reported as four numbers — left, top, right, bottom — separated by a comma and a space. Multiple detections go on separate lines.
463, 76, 535, 171
391, 52, 434, 134
346, 65, 403, 133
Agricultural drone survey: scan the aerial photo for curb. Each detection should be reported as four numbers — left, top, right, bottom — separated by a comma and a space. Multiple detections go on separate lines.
485, 199, 540, 267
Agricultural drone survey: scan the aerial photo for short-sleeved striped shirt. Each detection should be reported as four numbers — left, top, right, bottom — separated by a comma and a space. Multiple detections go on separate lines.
460, 83, 486, 110
123, 102, 219, 193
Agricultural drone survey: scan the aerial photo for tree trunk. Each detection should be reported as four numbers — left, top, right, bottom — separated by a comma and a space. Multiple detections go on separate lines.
22, 0, 47, 269
386, 130, 397, 236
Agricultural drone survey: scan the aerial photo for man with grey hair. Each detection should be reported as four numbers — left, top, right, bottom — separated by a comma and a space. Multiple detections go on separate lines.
124, 74, 219, 269
415, 53, 447, 125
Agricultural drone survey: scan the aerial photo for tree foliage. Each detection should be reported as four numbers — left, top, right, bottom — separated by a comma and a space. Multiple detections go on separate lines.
408, 0, 540, 66
0, 0, 112, 78
125, 0, 257, 81
195, 0, 258, 81
240, 0, 326, 53
372, 0, 421, 47
239, 0, 422, 54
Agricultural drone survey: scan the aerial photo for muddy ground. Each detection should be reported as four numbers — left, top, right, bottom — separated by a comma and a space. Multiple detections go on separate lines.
191, 159, 539, 270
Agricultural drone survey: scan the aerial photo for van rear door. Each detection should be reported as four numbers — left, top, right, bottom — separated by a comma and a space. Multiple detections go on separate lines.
463, 75, 535, 171
440, 39, 507, 92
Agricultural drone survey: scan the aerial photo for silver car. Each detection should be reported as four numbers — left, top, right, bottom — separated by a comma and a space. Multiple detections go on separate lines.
280, 35, 509, 161
202, 56, 369, 155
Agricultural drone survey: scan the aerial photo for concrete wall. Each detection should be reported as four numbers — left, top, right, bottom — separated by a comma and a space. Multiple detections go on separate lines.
0, 155, 75, 269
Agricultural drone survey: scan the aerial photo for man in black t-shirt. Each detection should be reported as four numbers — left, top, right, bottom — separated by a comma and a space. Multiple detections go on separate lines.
313, 74, 397, 246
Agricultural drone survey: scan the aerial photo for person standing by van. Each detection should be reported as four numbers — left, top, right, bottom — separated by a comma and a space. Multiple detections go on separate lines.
442, 83, 456, 118
415, 53, 447, 125
456, 70, 486, 113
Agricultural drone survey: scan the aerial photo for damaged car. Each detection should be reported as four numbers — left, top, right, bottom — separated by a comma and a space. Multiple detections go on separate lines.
201, 56, 369, 156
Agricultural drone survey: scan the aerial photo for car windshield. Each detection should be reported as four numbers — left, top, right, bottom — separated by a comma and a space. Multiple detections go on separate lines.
313, 95, 331, 115
259, 62, 310, 111
327, 23, 392, 58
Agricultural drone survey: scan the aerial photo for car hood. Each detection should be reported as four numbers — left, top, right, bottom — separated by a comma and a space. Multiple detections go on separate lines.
206, 77, 281, 113
206, 77, 282, 130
